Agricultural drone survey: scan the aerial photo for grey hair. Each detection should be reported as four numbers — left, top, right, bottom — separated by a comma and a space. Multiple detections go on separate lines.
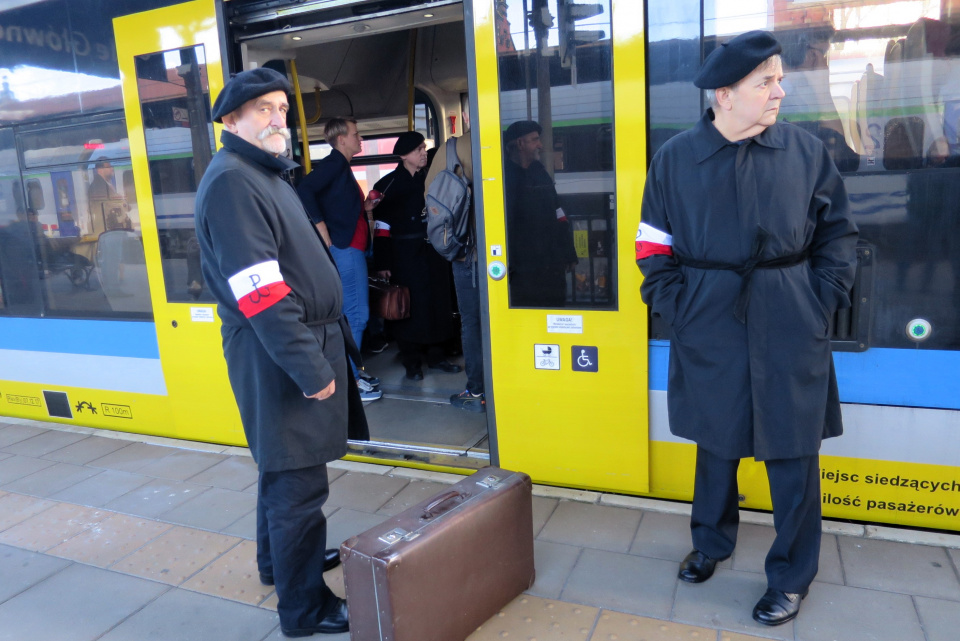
323, 118, 358, 146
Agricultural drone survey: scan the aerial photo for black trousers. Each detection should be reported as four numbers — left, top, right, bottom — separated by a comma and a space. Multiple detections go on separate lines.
256, 464, 336, 632
397, 338, 446, 370
690, 446, 822, 593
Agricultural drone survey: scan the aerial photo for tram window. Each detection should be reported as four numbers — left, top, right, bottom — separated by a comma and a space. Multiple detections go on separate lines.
35, 163, 149, 317
135, 44, 215, 304
19, 120, 130, 169
646, 0, 960, 349
496, 0, 617, 310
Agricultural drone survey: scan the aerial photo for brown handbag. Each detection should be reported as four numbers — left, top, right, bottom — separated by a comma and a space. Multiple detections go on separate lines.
368, 277, 410, 320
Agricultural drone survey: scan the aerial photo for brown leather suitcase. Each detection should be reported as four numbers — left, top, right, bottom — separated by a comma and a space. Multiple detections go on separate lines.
340, 467, 535, 641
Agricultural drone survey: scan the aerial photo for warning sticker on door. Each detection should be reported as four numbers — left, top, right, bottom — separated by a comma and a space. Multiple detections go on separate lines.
191, 307, 215, 323
547, 315, 583, 334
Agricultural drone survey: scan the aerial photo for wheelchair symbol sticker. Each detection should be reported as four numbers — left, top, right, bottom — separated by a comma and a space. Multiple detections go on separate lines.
571, 346, 598, 372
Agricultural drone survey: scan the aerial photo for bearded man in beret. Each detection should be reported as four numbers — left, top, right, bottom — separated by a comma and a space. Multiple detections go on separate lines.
636, 31, 858, 625
195, 67, 367, 636
503, 120, 578, 307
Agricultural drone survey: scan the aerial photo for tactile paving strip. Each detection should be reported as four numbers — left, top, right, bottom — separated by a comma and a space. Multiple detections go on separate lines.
590, 609, 715, 640
467, 594, 600, 640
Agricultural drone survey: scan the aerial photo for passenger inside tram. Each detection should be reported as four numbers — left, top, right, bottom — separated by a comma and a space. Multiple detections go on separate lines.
779, 24, 860, 172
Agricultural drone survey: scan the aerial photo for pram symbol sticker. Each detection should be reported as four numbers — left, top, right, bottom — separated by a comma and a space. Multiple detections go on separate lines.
534, 344, 560, 370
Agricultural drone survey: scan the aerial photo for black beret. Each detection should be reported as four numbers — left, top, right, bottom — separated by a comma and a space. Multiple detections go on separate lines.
503, 120, 542, 145
393, 131, 425, 156
693, 30, 783, 89
212, 67, 293, 123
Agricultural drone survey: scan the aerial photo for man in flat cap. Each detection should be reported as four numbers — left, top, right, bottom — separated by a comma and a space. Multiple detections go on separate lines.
636, 30, 858, 625
196, 66, 367, 636
503, 120, 578, 307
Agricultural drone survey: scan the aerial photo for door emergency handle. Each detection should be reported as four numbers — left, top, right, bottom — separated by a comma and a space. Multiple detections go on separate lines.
420, 491, 464, 520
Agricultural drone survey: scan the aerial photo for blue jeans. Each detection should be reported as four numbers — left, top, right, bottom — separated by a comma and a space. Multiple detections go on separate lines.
329, 245, 368, 378
452, 259, 484, 394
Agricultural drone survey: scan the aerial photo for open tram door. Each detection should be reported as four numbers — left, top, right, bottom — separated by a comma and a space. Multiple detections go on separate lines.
113, 0, 244, 444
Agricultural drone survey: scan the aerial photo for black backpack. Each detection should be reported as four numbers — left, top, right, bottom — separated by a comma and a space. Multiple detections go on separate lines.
426, 138, 472, 261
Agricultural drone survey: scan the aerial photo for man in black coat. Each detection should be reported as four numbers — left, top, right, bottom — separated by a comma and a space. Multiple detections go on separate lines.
196, 67, 366, 637
502, 120, 578, 307
636, 31, 858, 626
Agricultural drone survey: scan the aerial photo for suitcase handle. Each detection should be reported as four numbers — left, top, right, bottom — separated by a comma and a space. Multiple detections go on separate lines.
421, 491, 464, 520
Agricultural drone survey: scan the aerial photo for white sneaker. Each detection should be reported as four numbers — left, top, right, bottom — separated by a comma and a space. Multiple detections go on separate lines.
357, 379, 382, 402
356, 378, 378, 393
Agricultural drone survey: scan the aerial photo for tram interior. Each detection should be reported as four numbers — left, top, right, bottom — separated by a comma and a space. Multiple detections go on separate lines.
241, 6, 489, 465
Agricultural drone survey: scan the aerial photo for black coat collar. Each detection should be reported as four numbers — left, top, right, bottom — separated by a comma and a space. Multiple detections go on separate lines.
220, 130, 299, 174
691, 108, 786, 164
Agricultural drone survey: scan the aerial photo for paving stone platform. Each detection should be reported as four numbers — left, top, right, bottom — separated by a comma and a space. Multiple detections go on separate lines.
1, 418, 959, 641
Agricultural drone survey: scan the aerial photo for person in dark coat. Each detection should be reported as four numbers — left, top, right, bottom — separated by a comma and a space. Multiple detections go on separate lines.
195, 67, 365, 637
296, 117, 382, 402
372, 131, 462, 380
503, 120, 578, 307
636, 31, 858, 626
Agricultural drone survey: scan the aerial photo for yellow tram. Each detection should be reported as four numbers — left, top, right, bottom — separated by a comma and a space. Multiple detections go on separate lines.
1, 0, 959, 531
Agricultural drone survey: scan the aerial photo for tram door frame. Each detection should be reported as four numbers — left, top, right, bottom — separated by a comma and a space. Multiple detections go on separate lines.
469, 0, 651, 494
113, 0, 244, 445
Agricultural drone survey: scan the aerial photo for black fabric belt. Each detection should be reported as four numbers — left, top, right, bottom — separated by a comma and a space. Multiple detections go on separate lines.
305, 316, 341, 327
674, 227, 810, 324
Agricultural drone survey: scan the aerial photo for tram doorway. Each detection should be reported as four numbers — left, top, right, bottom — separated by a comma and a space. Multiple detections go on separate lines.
235, 3, 491, 469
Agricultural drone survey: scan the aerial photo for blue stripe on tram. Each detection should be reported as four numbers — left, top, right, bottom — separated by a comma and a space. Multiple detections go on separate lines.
648, 341, 960, 411
0, 318, 160, 360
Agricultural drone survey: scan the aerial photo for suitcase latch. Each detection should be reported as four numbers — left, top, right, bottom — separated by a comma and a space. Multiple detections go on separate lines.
379, 528, 409, 545
477, 474, 502, 489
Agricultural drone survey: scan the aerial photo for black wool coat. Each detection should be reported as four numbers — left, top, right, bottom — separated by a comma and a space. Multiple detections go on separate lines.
195, 131, 368, 472
372, 164, 452, 345
637, 110, 858, 461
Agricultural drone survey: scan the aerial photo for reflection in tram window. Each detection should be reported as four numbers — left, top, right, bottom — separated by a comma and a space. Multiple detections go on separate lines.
2, 126, 44, 314
135, 44, 215, 303
0, 0, 190, 126
497, 0, 616, 310
1, 123, 152, 318
644, 0, 960, 350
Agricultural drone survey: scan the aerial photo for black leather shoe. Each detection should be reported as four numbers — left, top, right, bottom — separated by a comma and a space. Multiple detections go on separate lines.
428, 360, 462, 373
752, 588, 806, 626
281, 598, 349, 637
323, 548, 341, 572
260, 549, 340, 586
405, 366, 424, 381
678, 549, 719, 583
